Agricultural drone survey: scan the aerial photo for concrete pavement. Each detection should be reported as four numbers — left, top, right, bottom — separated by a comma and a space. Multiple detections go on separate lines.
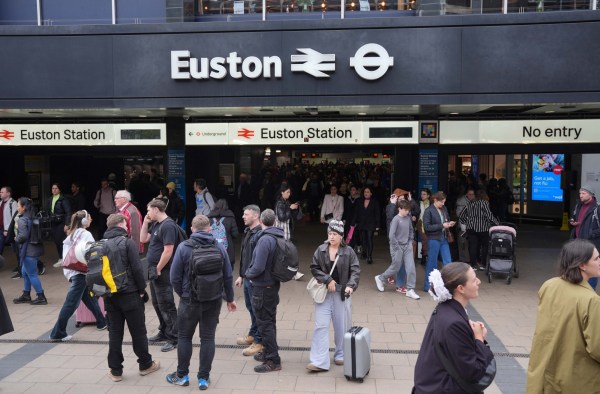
0, 221, 581, 393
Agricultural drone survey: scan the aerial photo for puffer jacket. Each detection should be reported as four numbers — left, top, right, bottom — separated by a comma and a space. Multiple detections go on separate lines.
15, 212, 44, 260
310, 242, 360, 301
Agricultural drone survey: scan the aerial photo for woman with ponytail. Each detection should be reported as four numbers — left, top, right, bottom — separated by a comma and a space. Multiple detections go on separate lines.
49, 210, 107, 342
414, 262, 495, 393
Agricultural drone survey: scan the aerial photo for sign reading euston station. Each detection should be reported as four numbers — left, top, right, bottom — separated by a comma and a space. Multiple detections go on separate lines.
440, 120, 597, 144
171, 43, 394, 81
185, 121, 418, 146
0, 124, 166, 146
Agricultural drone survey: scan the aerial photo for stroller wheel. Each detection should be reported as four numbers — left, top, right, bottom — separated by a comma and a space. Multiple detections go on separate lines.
507, 276, 512, 285
513, 261, 519, 278
488, 274, 492, 283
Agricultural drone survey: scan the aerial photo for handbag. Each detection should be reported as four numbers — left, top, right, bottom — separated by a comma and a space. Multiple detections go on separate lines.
324, 213, 333, 221
306, 255, 339, 304
62, 231, 88, 272
295, 206, 304, 221
345, 225, 355, 244
432, 307, 496, 393
447, 230, 455, 244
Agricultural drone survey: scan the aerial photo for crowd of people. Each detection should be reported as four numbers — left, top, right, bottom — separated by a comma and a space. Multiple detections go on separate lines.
1, 161, 599, 392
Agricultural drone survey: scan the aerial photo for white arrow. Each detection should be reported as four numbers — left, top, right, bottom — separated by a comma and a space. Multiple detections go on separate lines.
291, 48, 336, 78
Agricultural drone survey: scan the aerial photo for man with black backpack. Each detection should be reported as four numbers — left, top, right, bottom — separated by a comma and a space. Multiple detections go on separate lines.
245, 209, 284, 373
102, 214, 160, 382
166, 215, 236, 390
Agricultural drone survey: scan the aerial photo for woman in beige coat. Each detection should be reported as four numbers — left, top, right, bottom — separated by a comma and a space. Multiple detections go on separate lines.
526, 239, 600, 393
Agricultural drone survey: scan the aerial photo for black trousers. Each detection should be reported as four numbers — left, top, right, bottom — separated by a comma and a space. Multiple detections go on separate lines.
252, 283, 281, 365
467, 230, 489, 267
149, 267, 178, 344
105, 292, 153, 375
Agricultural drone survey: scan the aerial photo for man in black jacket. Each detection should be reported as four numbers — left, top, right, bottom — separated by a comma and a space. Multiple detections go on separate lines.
103, 213, 160, 382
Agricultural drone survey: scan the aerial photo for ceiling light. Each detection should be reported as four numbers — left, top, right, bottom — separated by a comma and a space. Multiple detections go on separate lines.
449, 112, 459, 115
545, 110, 555, 114
224, 114, 233, 117
357, 112, 367, 116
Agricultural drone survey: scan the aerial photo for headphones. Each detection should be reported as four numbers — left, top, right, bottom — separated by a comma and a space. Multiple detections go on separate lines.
80, 210, 90, 226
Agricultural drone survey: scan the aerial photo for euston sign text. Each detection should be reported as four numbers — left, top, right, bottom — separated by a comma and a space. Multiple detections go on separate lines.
171, 43, 394, 81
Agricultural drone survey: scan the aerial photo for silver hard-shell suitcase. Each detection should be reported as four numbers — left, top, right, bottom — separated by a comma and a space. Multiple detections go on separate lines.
343, 325, 371, 382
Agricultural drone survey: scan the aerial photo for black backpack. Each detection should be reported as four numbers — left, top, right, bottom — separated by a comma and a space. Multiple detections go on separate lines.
187, 238, 224, 302
265, 233, 299, 282
85, 236, 129, 296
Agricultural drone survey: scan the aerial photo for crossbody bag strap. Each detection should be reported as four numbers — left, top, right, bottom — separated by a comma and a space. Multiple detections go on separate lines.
328, 255, 340, 276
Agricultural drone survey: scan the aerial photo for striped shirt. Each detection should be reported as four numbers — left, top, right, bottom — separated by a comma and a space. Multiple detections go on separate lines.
459, 199, 499, 233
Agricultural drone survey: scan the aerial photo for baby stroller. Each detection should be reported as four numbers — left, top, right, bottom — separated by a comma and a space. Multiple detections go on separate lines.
486, 223, 519, 285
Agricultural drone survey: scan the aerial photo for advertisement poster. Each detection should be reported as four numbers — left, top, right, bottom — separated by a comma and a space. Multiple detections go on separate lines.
167, 149, 187, 229
418, 148, 438, 193
531, 153, 564, 202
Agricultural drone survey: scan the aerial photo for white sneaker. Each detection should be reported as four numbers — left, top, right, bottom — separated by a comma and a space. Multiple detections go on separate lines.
53, 259, 63, 268
406, 289, 420, 300
293, 272, 304, 281
374, 275, 384, 292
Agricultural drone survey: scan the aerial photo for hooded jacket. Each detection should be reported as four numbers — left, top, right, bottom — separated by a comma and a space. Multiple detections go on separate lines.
245, 226, 284, 287
170, 231, 234, 301
103, 226, 146, 295
15, 212, 44, 261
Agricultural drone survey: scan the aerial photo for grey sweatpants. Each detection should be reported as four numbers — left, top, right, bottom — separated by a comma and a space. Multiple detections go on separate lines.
379, 243, 416, 289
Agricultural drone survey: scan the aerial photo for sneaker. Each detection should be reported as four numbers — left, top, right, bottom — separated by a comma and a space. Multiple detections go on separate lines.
161, 342, 177, 352
198, 378, 210, 390
477, 264, 486, 271
97, 325, 108, 331
242, 342, 264, 356
53, 259, 63, 268
148, 332, 168, 342
293, 272, 304, 281
50, 335, 73, 342
10, 272, 22, 279
387, 277, 396, 285
139, 360, 160, 376
406, 289, 421, 300
374, 275, 384, 292
253, 352, 266, 362
166, 372, 189, 386
334, 359, 344, 366
396, 287, 407, 294
306, 363, 328, 372
107, 370, 123, 382
254, 360, 281, 373
236, 335, 254, 346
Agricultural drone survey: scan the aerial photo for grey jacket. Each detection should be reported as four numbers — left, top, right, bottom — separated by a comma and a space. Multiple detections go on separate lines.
310, 242, 360, 301
15, 213, 44, 260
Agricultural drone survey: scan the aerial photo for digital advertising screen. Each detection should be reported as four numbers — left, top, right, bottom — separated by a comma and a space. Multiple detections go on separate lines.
532, 154, 564, 202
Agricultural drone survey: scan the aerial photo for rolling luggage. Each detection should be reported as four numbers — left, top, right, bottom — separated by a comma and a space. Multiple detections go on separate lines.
75, 296, 106, 327
343, 294, 371, 383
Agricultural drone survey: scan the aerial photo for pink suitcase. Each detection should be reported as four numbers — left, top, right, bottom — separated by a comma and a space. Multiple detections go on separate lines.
75, 296, 106, 327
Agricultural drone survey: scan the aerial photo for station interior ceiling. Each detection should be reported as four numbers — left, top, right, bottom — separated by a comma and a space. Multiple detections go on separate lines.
2, 103, 600, 120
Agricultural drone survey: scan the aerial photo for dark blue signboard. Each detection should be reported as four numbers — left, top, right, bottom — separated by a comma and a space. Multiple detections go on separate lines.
167, 149, 187, 229
418, 148, 438, 193
531, 154, 564, 202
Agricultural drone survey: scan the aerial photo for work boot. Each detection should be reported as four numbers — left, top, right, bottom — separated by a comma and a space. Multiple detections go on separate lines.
30, 292, 48, 305
13, 291, 31, 304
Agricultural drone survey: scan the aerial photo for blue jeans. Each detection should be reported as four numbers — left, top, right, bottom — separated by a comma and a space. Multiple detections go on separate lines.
424, 239, 452, 291
21, 256, 43, 294
244, 278, 262, 343
50, 274, 106, 340
176, 297, 222, 380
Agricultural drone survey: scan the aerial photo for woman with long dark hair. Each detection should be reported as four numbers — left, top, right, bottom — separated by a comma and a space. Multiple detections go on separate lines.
274, 184, 299, 241
47, 182, 71, 268
527, 239, 600, 392
414, 262, 495, 393
352, 186, 380, 264
423, 191, 455, 291
12, 197, 47, 305
49, 210, 107, 341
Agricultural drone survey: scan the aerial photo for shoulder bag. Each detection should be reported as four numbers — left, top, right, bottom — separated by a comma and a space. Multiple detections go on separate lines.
432, 307, 496, 393
62, 230, 88, 272
306, 255, 339, 304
